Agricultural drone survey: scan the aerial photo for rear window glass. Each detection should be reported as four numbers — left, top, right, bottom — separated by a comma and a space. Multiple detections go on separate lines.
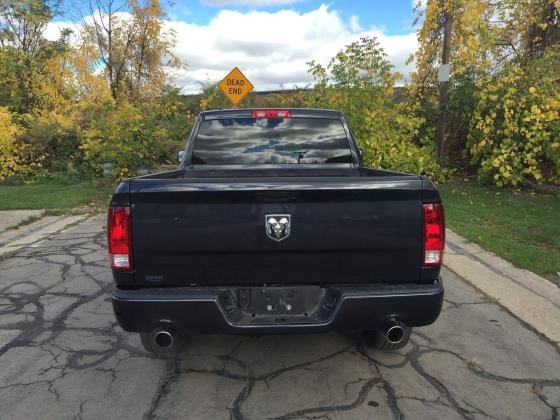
192, 117, 353, 165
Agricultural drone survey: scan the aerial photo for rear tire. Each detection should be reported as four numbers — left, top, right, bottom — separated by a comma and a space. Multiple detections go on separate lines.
362, 326, 412, 350
139, 329, 183, 358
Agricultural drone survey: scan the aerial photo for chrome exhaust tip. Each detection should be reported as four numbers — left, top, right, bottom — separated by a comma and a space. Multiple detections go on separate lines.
385, 325, 405, 344
153, 330, 175, 349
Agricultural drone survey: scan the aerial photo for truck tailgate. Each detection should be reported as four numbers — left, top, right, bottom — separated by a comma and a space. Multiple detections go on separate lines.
129, 177, 423, 286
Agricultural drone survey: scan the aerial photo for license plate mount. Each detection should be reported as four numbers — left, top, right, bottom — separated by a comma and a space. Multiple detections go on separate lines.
237, 286, 324, 316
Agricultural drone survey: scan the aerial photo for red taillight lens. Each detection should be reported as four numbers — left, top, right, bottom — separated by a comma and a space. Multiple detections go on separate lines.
108, 206, 132, 271
422, 203, 445, 267
252, 109, 291, 118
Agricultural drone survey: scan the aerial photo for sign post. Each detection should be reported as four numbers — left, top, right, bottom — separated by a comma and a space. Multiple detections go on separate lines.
218, 67, 254, 107
436, 11, 452, 165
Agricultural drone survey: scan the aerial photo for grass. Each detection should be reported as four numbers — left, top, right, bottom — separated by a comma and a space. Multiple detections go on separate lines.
438, 179, 560, 283
0, 179, 115, 213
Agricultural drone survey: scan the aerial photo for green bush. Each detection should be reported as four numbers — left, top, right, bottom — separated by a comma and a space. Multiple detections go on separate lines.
360, 105, 452, 182
468, 48, 560, 186
80, 100, 159, 178
0, 107, 45, 182
305, 36, 449, 182
77, 88, 195, 179
151, 87, 194, 163
22, 110, 81, 173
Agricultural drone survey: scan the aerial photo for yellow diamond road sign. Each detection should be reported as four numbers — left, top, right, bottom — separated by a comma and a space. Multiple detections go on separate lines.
218, 67, 254, 107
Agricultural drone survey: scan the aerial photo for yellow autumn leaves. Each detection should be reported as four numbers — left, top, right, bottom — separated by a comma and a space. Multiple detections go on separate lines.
409, 0, 560, 186
0, 108, 45, 181
468, 49, 560, 186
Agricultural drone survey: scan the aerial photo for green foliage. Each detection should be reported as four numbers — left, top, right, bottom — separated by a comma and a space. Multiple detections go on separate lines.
261, 88, 312, 108
0, 0, 65, 113
156, 88, 192, 136
150, 86, 194, 162
445, 69, 478, 161
468, 48, 560, 186
21, 110, 80, 172
305, 37, 449, 181
198, 83, 231, 111
411, 0, 560, 186
80, 100, 160, 178
77, 87, 192, 178
306, 37, 397, 138
360, 104, 452, 182
0, 0, 191, 181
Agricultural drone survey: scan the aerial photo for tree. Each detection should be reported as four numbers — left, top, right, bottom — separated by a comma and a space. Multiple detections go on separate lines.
467, 47, 560, 186
493, 0, 559, 63
411, 0, 560, 185
409, 0, 494, 162
410, 0, 493, 96
307, 36, 398, 141
0, 0, 64, 113
0, 106, 24, 180
81, 0, 182, 105
305, 36, 449, 181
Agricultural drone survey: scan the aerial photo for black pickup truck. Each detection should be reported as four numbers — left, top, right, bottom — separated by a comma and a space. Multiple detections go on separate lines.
108, 108, 445, 356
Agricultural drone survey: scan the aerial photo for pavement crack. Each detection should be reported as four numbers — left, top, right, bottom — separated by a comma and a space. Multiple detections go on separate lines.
230, 378, 256, 420
144, 353, 181, 419
272, 377, 384, 419
406, 345, 471, 419
73, 399, 88, 420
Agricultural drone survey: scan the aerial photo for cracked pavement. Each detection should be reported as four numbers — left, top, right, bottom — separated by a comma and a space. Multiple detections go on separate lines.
1, 215, 559, 419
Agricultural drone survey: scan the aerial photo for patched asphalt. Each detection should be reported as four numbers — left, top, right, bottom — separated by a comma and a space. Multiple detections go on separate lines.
1, 215, 559, 419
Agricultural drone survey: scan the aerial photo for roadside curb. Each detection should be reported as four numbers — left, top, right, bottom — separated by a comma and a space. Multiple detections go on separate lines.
444, 228, 560, 346
0, 210, 45, 233
0, 214, 92, 258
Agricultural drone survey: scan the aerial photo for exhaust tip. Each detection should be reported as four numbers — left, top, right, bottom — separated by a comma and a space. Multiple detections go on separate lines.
386, 325, 405, 344
153, 330, 174, 348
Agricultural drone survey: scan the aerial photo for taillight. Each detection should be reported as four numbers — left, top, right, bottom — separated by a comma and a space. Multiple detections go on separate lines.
252, 109, 291, 118
108, 206, 132, 271
422, 203, 445, 267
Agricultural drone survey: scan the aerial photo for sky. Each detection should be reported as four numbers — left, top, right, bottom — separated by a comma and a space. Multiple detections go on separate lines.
49, 0, 423, 93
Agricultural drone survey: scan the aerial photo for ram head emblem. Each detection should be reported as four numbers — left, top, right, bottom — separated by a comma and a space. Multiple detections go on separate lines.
265, 215, 291, 242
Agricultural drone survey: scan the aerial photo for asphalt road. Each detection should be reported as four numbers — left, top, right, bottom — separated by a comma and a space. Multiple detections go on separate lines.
1, 215, 559, 419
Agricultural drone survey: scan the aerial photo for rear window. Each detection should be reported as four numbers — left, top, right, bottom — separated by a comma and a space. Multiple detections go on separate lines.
192, 117, 353, 165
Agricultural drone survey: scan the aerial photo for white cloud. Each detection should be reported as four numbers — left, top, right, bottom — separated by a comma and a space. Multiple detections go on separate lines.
168, 4, 418, 93
201, 0, 304, 6
44, 20, 80, 42
45, 4, 419, 94
349, 15, 362, 33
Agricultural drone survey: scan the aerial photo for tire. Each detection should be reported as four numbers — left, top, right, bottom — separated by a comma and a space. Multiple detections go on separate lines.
139, 329, 183, 358
362, 325, 412, 350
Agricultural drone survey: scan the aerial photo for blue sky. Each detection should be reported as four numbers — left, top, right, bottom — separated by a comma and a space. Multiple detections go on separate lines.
50, 0, 422, 93
171, 1, 418, 36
